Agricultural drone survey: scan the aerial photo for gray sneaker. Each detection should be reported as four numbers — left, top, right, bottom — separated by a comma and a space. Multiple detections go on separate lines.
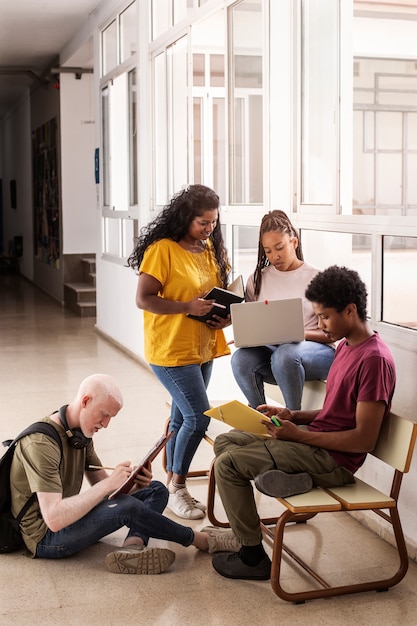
105, 545, 176, 574
254, 469, 313, 498
200, 525, 242, 554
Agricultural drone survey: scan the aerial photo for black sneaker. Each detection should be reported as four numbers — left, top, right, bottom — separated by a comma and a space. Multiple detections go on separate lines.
254, 469, 313, 498
212, 550, 271, 580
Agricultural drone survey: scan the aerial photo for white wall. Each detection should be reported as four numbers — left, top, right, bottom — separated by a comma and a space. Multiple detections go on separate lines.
95, 257, 144, 357
60, 73, 96, 254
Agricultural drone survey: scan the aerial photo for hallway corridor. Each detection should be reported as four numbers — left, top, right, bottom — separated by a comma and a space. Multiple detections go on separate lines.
1, 274, 417, 625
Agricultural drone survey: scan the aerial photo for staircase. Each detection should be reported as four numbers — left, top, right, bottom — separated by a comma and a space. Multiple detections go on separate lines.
64, 256, 96, 317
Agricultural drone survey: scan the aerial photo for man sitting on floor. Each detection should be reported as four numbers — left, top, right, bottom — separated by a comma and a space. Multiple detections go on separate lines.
10, 373, 240, 574
212, 265, 396, 581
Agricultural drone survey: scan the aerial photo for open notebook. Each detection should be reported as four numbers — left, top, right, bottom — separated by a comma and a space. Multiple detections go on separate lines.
188, 275, 244, 323
230, 297, 304, 348
204, 400, 270, 436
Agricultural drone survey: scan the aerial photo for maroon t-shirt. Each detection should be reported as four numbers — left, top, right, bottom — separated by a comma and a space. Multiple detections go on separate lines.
308, 333, 396, 473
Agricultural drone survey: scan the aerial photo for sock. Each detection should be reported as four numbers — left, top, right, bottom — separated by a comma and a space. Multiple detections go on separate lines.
239, 544, 267, 566
169, 480, 186, 494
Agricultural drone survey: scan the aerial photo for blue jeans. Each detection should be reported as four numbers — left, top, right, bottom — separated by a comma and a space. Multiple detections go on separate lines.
150, 362, 212, 476
35, 481, 194, 559
231, 341, 335, 410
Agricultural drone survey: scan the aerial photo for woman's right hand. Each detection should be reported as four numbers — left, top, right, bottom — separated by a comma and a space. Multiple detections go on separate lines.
186, 296, 217, 317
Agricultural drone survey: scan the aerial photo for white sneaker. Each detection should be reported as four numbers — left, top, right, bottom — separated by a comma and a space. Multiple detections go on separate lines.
167, 488, 205, 520
200, 525, 242, 554
190, 494, 207, 512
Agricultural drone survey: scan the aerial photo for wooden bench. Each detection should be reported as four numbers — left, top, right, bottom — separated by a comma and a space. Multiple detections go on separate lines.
206, 411, 417, 603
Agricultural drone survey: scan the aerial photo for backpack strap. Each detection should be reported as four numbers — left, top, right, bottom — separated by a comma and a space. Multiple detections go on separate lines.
10, 422, 63, 525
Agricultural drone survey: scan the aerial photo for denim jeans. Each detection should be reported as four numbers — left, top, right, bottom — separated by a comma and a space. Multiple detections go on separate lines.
150, 362, 212, 476
35, 481, 194, 559
231, 341, 335, 410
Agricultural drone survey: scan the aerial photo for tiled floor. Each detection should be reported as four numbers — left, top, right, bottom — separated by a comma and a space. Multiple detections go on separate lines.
1, 272, 417, 625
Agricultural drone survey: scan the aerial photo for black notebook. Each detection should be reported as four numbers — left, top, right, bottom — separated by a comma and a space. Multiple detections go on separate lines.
188, 275, 244, 323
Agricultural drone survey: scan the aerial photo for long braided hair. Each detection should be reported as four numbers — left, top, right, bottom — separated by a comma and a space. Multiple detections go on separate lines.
253, 210, 303, 297
127, 184, 230, 288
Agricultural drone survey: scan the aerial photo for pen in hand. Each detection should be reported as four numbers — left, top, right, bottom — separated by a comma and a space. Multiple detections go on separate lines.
198, 298, 227, 310
88, 464, 116, 471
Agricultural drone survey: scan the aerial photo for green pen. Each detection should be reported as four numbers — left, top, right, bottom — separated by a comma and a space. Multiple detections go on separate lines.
270, 416, 281, 427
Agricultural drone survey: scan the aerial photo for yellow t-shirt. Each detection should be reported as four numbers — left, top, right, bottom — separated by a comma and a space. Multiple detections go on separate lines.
139, 238, 230, 366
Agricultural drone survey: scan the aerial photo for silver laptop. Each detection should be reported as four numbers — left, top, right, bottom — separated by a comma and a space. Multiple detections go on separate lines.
230, 298, 305, 348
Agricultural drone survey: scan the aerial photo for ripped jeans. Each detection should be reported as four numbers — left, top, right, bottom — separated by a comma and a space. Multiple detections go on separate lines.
35, 481, 194, 559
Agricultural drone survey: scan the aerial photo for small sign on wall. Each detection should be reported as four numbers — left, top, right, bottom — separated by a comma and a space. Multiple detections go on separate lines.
95, 148, 99, 184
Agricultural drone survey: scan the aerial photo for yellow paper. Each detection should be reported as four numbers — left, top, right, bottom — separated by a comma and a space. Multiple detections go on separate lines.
204, 400, 270, 436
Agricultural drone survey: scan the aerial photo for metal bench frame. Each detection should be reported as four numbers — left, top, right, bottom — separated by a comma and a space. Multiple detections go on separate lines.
205, 412, 417, 603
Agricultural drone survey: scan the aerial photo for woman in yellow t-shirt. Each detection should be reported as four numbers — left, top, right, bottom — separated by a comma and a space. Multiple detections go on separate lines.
127, 185, 231, 520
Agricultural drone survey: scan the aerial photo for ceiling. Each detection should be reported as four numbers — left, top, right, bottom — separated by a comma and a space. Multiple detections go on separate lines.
0, 0, 102, 119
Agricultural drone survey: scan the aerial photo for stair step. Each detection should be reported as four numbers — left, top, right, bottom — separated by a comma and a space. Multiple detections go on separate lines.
81, 257, 96, 285
76, 302, 97, 317
64, 283, 96, 301
64, 254, 97, 317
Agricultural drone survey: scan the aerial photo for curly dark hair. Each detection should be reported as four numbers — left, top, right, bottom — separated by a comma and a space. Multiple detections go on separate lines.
305, 265, 368, 320
253, 210, 303, 297
127, 184, 230, 288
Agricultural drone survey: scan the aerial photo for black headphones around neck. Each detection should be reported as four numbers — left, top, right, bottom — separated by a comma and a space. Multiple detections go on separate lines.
58, 405, 91, 449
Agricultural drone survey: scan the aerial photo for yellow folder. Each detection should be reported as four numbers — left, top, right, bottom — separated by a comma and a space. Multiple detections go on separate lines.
204, 400, 270, 436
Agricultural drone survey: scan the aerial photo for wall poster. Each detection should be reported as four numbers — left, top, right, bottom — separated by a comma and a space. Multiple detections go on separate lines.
32, 117, 60, 268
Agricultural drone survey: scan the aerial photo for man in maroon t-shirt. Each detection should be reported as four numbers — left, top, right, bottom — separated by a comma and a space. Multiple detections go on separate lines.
212, 265, 396, 581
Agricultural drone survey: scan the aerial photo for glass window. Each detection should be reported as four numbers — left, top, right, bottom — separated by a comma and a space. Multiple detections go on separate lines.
193, 97, 203, 183
120, 1, 137, 63
301, 0, 338, 206
102, 20, 118, 76
152, 0, 171, 40
109, 73, 129, 212
154, 52, 168, 205
103, 217, 120, 256
210, 54, 224, 88
191, 10, 226, 202
122, 218, 136, 257
128, 69, 138, 206
232, 225, 259, 285
353, 58, 417, 216
169, 35, 188, 193
152, 35, 190, 202
101, 87, 110, 207
213, 97, 226, 203
173, 0, 188, 25
230, 0, 263, 205
193, 53, 205, 87
301, 230, 372, 312
383, 236, 417, 329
